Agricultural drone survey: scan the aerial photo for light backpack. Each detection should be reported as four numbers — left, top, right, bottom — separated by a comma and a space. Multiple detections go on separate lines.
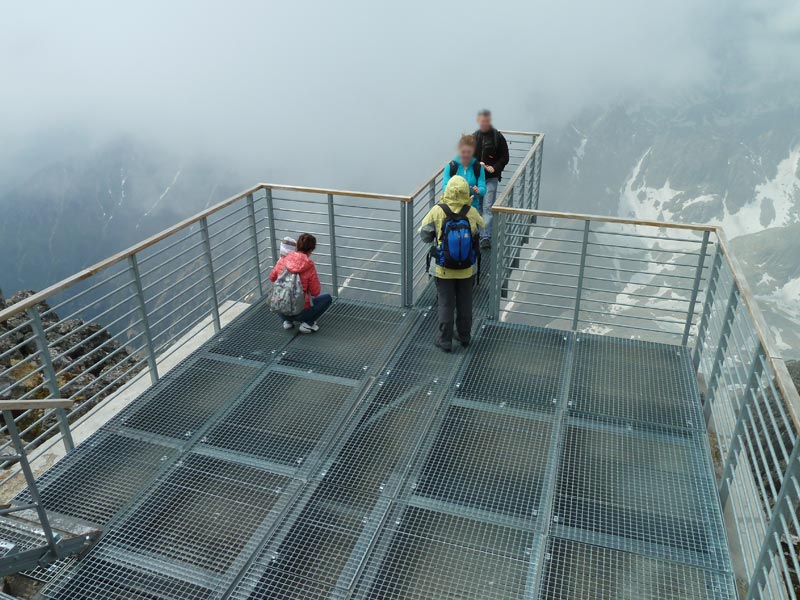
267, 268, 306, 315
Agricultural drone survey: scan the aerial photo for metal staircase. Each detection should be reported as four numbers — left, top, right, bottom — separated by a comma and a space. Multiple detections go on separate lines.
0, 401, 99, 578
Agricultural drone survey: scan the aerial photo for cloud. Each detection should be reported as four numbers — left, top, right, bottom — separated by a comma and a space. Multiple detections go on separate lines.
1, 0, 798, 194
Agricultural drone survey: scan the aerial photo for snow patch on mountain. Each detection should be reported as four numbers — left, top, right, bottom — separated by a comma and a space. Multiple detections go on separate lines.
619, 146, 800, 240
758, 276, 800, 321
570, 136, 588, 178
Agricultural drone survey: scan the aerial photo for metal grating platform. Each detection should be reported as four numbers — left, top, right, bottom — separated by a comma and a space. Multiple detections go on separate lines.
456, 322, 566, 410
277, 303, 409, 379
16, 432, 178, 525
350, 504, 539, 600
538, 537, 736, 600
208, 305, 295, 362
201, 371, 356, 467
412, 404, 552, 521
569, 334, 702, 430
117, 357, 261, 440
24, 296, 734, 599
553, 421, 728, 570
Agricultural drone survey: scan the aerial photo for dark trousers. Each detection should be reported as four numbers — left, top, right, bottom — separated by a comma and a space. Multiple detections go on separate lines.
435, 277, 473, 341
283, 293, 332, 325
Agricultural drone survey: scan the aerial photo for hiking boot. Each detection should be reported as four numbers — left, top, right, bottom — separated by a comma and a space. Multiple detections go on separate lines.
434, 335, 452, 353
480, 238, 492, 250
299, 322, 320, 334
454, 331, 470, 348
282, 320, 294, 330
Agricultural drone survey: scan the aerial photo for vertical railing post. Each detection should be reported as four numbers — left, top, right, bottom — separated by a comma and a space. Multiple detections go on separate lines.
693, 250, 722, 370
199, 217, 221, 333
428, 180, 436, 209
26, 307, 74, 453
704, 283, 740, 406
572, 220, 591, 331
400, 200, 414, 307
246, 193, 265, 297
128, 255, 159, 385
533, 138, 543, 212
489, 211, 505, 320
526, 147, 536, 210
681, 230, 710, 346
327, 193, 339, 298
1, 411, 61, 557
745, 442, 800, 600
718, 345, 765, 506
265, 187, 279, 267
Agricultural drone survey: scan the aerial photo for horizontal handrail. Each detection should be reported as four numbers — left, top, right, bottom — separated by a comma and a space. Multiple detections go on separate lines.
0, 399, 74, 410
261, 183, 410, 202
492, 205, 717, 232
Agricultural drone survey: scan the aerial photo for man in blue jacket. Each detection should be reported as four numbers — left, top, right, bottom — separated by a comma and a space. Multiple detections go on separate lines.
474, 109, 510, 249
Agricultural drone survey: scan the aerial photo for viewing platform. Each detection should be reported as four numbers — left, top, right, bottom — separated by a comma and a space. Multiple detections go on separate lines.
0, 133, 798, 599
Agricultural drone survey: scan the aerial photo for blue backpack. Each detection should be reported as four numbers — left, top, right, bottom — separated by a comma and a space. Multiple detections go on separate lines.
436, 203, 477, 270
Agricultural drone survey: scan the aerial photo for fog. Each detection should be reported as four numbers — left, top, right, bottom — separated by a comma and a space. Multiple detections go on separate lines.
2, 0, 799, 195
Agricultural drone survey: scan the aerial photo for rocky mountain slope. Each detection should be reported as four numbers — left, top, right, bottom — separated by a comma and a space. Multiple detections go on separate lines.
0, 289, 139, 446
545, 84, 800, 357
0, 137, 239, 293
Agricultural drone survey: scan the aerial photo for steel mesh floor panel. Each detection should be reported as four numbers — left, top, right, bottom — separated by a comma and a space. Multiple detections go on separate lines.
570, 334, 701, 429
350, 518, 539, 600
104, 453, 292, 574
15, 432, 178, 525
553, 421, 729, 570
412, 404, 552, 522
118, 357, 260, 439
316, 380, 436, 495
387, 503, 538, 562
202, 371, 355, 466
238, 484, 388, 592
456, 323, 566, 410
43, 556, 215, 600
277, 303, 407, 379
230, 568, 339, 600
538, 537, 736, 600
207, 303, 295, 362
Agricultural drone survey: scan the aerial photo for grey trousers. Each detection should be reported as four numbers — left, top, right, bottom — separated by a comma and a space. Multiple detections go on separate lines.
435, 276, 474, 341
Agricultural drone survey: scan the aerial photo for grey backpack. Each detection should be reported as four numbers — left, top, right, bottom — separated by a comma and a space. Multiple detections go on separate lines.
267, 268, 306, 315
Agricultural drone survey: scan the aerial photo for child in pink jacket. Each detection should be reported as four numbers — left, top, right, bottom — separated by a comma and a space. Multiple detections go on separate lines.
269, 233, 332, 333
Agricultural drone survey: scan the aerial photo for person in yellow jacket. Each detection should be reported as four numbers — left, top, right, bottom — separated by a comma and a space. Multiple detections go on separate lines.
420, 175, 485, 352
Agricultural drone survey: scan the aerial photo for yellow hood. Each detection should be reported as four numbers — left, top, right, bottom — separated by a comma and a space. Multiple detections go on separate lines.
441, 175, 472, 211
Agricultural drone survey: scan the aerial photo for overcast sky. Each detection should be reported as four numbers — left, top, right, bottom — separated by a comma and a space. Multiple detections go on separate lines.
2, 0, 799, 193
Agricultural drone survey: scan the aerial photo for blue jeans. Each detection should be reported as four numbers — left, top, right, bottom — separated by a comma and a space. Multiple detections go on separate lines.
480, 178, 499, 240
283, 293, 332, 325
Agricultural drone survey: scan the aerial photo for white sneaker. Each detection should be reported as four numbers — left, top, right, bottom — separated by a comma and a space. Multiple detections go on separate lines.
298, 322, 320, 334
282, 320, 294, 330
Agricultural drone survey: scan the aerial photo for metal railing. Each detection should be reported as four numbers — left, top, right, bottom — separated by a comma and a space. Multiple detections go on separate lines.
0, 131, 542, 472
490, 143, 800, 599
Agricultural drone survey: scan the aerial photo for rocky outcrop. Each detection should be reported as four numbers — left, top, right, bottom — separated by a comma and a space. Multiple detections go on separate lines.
1, 288, 140, 439
787, 360, 800, 393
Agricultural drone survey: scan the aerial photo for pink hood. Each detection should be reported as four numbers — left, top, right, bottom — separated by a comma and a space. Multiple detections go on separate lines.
282, 251, 315, 274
